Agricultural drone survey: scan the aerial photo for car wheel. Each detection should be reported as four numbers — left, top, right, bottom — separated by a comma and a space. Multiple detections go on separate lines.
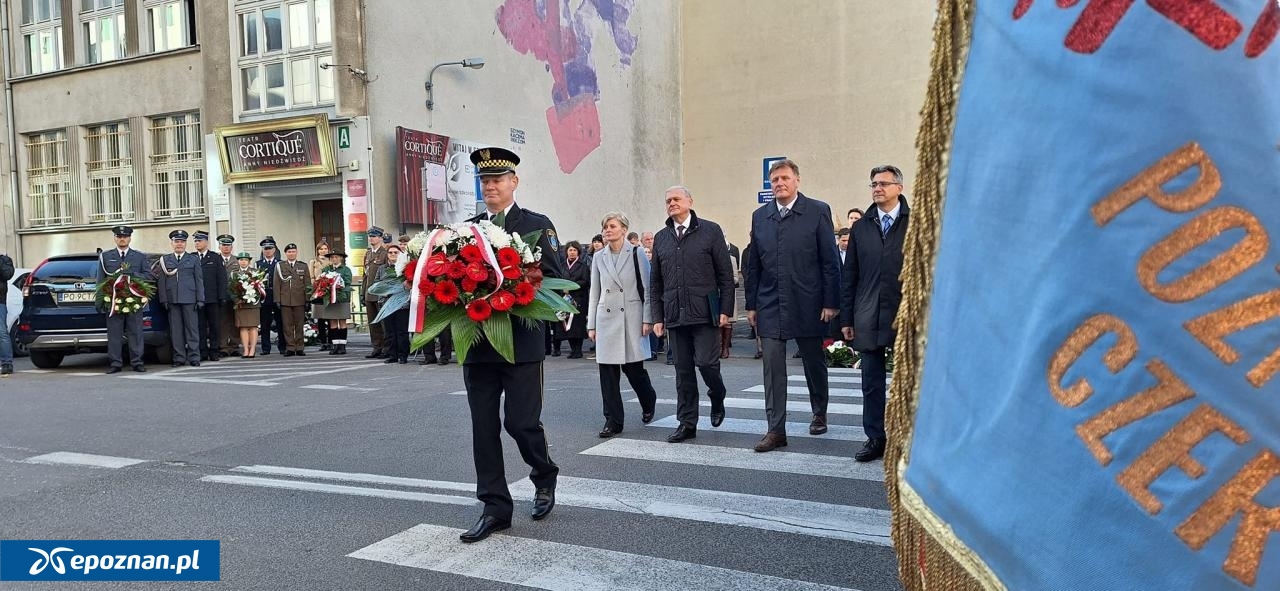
8, 327, 26, 357
29, 350, 64, 369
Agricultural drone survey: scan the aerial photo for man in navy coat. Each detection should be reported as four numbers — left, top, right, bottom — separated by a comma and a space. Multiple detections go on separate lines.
98, 225, 151, 374
745, 159, 841, 452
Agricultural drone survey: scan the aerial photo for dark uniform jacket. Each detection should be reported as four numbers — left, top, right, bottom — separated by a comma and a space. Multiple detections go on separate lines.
840, 197, 909, 351
155, 252, 205, 306
97, 248, 151, 284
195, 250, 228, 304
649, 211, 735, 329
274, 259, 312, 307
745, 192, 841, 339
256, 257, 280, 304
319, 265, 353, 303
362, 246, 388, 302
465, 204, 567, 365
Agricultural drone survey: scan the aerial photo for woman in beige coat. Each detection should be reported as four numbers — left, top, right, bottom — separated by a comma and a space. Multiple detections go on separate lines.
587, 211, 658, 438
309, 241, 331, 350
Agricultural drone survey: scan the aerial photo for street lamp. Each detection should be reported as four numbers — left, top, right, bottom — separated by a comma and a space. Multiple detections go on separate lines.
425, 57, 486, 111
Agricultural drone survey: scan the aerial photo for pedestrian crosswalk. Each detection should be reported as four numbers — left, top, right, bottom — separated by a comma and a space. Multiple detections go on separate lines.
119, 356, 394, 388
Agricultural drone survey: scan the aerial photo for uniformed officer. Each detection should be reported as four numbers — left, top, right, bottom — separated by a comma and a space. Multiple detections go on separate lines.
275, 243, 312, 356
217, 235, 241, 357
155, 230, 205, 366
256, 236, 286, 354
98, 225, 150, 374
363, 226, 390, 359
457, 147, 568, 543
192, 231, 228, 361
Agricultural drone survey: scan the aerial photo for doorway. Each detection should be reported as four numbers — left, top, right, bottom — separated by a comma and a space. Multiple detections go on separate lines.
313, 199, 344, 252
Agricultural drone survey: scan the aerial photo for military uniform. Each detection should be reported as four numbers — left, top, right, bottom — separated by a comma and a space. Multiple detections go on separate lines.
256, 236, 286, 354
362, 227, 390, 358
274, 244, 312, 355
155, 230, 206, 366
192, 231, 228, 361
97, 225, 150, 373
217, 235, 241, 356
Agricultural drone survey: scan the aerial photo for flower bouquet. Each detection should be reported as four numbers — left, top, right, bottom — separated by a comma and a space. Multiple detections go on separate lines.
369, 220, 578, 363
94, 264, 155, 316
303, 319, 320, 345
229, 268, 268, 308
312, 270, 346, 304
824, 340, 859, 368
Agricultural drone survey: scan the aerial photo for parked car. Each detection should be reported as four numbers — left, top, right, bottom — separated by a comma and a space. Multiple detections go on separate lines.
7, 269, 32, 357
14, 253, 170, 369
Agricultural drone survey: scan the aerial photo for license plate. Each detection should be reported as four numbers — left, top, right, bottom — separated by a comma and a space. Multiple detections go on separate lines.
59, 291, 95, 303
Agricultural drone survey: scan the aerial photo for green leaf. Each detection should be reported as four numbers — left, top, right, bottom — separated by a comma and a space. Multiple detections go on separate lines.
371, 291, 410, 324
450, 315, 482, 364
521, 230, 544, 247
534, 288, 577, 313
366, 277, 406, 297
539, 278, 579, 291
482, 312, 515, 363
409, 305, 464, 352
518, 296, 562, 321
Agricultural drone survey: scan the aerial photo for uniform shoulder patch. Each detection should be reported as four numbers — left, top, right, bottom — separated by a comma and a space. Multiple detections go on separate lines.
545, 229, 559, 251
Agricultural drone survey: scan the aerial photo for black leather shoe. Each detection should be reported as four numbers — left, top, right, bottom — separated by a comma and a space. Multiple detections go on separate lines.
421, 356, 438, 365
384, 357, 398, 364
551, 350, 561, 357
598, 425, 621, 438
531, 488, 555, 521
365, 352, 381, 359
296, 351, 305, 356
106, 367, 122, 374
438, 357, 450, 365
189, 360, 200, 367
132, 365, 146, 373
641, 411, 654, 424
284, 351, 295, 357
172, 362, 183, 367
855, 438, 886, 462
459, 515, 511, 543
710, 400, 725, 428
666, 425, 696, 443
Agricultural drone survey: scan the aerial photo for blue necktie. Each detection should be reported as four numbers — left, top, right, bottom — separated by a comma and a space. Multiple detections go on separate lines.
881, 215, 892, 237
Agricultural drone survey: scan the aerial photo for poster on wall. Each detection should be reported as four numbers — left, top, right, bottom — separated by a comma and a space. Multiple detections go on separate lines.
443, 137, 484, 225
395, 127, 486, 227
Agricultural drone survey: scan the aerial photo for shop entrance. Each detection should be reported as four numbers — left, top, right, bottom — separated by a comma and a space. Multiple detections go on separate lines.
313, 199, 344, 251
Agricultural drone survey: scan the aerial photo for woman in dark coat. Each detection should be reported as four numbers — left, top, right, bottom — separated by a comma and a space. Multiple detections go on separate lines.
556, 241, 592, 358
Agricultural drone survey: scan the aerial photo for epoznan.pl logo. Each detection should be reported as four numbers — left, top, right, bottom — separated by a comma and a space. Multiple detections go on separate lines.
0, 540, 219, 582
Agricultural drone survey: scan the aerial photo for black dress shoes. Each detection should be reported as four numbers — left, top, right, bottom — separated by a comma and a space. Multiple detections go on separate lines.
459, 515, 511, 543
284, 351, 295, 357
296, 351, 305, 356
106, 366, 122, 375
383, 357, 398, 364
641, 411, 654, 424
531, 488, 555, 521
666, 425, 696, 443
132, 365, 146, 372
710, 400, 725, 428
189, 360, 201, 367
598, 425, 621, 438
855, 437, 886, 462
421, 355, 438, 365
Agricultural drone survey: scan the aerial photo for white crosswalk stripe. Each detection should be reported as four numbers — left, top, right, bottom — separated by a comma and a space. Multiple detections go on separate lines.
647, 397, 863, 415
647, 415, 866, 442
580, 438, 885, 482
742, 385, 862, 397
350, 524, 863, 591
120, 358, 382, 387
789, 374, 864, 384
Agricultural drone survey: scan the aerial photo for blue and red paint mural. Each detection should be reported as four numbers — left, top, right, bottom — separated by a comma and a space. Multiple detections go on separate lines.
497, 0, 638, 173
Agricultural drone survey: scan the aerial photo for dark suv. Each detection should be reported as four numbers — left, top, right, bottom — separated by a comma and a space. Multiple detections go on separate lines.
14, 253, 171, 369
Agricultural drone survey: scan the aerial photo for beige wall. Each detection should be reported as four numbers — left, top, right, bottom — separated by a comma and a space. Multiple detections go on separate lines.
680, 0, 934, 245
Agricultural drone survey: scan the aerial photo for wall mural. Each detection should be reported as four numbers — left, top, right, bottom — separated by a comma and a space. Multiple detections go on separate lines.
497, 0, 638, 173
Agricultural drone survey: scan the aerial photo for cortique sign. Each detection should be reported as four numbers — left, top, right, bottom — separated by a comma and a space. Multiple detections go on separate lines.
214, 114, 336, 184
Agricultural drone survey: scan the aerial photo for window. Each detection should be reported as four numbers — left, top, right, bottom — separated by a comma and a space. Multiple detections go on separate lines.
236, 0, 334, 114
20, 0, 62, 74
24, 131, 72, 228
149, 113, 204, 219
84, 122, 134, 223
82, 0, 126, 64
146, 0, 196, 53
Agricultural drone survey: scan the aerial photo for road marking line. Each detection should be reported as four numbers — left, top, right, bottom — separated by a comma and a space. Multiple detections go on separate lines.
121, 375, 280, 386
827, 367, 860, 375
23, 452, 147, 469
509, 476, 888, 545
20, 369, 52, 374
446, 390, 469, 396
301, 384, 349, 390
580, 439, 884, 482
68, 372, 101, 377
742, 385, 861, 396
349, 524, 861, 591
788, 375, 864, 384
201, 475, 479, 506
647, 416, 865, 442
646, 397, 862, 416
228, 465, 476, 493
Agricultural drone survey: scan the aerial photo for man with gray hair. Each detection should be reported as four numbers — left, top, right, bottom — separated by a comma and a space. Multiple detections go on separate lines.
650, 185, 735, 443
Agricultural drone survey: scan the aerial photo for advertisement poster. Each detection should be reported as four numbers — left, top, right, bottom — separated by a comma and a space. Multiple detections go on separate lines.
395, 127, 485, 226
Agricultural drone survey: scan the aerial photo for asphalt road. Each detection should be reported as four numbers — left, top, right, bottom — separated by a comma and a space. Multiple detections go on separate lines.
0, 335, 902, 591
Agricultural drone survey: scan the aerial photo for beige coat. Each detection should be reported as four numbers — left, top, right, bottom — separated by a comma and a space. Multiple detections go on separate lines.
587, 243, 652, 365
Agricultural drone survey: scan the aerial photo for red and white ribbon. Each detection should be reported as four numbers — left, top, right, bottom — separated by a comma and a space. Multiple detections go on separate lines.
408, 227, 450, 333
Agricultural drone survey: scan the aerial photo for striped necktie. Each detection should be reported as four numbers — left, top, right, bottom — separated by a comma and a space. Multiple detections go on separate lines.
881, 214, 892, 237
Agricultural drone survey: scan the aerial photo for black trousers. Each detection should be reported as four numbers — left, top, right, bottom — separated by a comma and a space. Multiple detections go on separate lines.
387, 308, 410, 361
423, 328, 453, 361
198, 302, 221, 358
599, 362, 657, 430
567, 338, 583, 355
106, 311, 144, 368
860, 346, 889, 440
463, 362, 558, 520
669, 324, 727, 428
259, 302, 284, 352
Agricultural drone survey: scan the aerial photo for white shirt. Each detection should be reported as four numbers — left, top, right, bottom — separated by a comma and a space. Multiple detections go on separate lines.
775, 198, 796, 215
878, 201, 902, 227
672, 215, 691, 235
485, 203, 516, 219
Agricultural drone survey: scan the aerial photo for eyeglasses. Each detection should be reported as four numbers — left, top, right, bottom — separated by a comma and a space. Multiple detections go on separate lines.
868, 181, 901, 188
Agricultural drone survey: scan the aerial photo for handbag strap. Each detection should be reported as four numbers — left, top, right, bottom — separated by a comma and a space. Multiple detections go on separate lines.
632, 246, 645, 304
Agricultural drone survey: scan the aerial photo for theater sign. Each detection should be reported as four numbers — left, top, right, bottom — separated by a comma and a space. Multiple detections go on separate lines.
215, 114, 337, 184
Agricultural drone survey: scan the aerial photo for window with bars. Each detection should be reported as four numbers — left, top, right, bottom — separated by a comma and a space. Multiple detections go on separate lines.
84, 122, 135, 223
24, 131, 72, 228
82, 0, 126, 64
20, 0, 62, 75
236, 0, 334, 114
145, 0, 196, 53
149, 113, 204, 219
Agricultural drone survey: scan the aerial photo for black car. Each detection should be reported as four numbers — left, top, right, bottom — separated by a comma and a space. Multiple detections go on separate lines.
15, 253, 171, 368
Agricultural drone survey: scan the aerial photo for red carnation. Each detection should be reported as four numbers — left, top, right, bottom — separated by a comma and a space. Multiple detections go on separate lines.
425, 253, 450, 277
433, 280, 460, 304
461, 277, 479, 293
466, 298, 492, 322
490, 289, 515, 312
417, 279, 436, 298
447, 261, 468, 280
496, 247, 521, 268
465, 262, 489, 282
513, 282, 536, 305
459, 244, 484, 263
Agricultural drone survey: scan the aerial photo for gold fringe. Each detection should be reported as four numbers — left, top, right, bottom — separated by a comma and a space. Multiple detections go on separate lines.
885, 1, 998, 590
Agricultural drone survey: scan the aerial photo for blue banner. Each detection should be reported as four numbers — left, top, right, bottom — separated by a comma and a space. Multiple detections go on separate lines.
904, 1, 1278, 589
0, 540, 220, 582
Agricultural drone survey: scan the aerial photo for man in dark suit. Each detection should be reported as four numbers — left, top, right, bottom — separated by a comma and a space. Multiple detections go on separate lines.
192, 231, 228, 361
841, 164, 910, 463
457, 146, 566, 543
256, 237, 285, 354
156, 230, 206, 367
745, 159, 841, 453
98, 225, 151, 374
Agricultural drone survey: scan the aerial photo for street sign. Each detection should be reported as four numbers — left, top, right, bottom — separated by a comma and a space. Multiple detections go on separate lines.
758, 190, 774, 204
762, 156, 786, 189
337, 126, 351, 149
